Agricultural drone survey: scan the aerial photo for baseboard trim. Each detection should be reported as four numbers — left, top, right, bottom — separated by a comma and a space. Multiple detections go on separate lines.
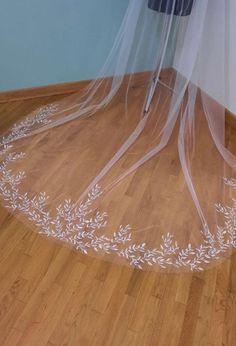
2, 69, 235, 128
226, 109, 236, 130
0, 79, 92, 103
0, 70, 174, 104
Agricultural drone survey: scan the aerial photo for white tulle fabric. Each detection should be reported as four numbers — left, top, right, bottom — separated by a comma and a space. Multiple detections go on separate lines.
0, 0, 235, 272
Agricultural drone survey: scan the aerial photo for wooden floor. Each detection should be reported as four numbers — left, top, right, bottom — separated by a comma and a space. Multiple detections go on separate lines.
0, 94, 236, 346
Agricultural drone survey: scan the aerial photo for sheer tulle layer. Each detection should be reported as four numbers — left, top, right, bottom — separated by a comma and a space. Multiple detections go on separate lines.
0, 0, 235, 272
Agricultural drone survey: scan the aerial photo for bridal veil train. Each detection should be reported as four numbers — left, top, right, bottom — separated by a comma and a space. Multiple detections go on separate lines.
0, 0, 235, 272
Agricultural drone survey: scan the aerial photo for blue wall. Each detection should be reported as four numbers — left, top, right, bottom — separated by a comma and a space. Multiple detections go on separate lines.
0, 0, 128, 91
0, 0, 175, 92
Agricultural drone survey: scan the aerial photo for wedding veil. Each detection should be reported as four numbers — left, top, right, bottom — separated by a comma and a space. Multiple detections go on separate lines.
0, 0, 235, 272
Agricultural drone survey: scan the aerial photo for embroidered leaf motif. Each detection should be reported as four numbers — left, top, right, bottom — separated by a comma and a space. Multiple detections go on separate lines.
1, 109, 236, 271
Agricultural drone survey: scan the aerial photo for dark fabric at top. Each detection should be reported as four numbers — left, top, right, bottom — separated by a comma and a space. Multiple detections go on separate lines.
148, 0, 194, 16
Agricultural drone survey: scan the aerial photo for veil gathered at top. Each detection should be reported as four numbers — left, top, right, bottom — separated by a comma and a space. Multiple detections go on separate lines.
0, 0, 235, 272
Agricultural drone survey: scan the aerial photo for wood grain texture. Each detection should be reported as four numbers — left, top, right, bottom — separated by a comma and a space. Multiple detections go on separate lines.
0, 91, 236, 346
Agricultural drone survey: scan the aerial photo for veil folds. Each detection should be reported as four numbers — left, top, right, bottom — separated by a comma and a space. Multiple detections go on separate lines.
0, 0, 235, 272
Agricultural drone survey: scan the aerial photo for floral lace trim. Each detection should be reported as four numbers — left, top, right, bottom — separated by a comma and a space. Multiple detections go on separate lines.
0, 105, 236, 271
